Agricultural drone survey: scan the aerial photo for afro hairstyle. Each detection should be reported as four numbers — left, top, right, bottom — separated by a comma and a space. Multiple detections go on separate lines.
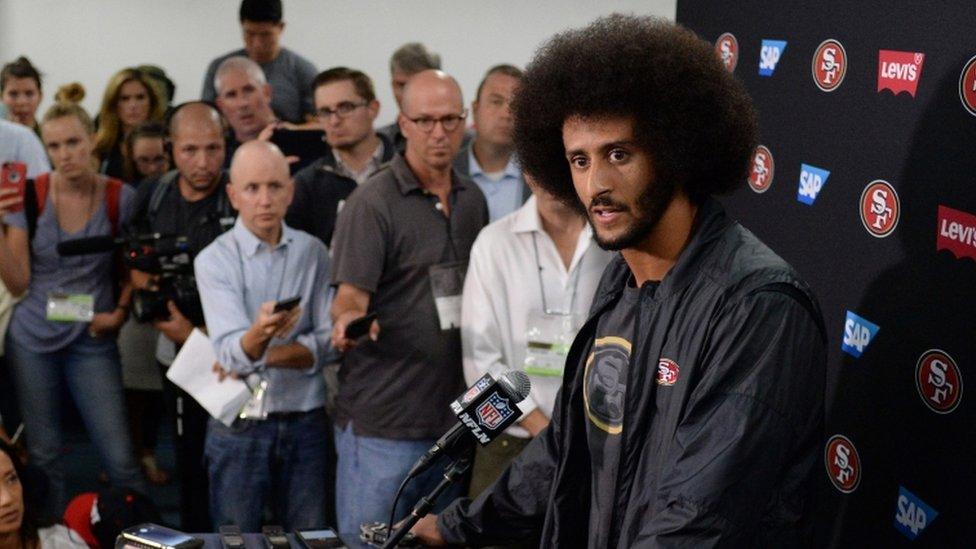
512, 14, 758, 207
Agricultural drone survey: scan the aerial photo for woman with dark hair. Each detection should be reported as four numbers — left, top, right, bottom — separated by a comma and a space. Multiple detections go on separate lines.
1, 57, 43, 133
0, 440, 87, 549
94, 68, 165, 181
0, 99, 145, 515
122, 122, 169, 185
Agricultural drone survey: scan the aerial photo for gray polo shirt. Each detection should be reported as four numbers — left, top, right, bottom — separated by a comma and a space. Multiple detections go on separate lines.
330, 154, 488, 439
201, 47, 317, 123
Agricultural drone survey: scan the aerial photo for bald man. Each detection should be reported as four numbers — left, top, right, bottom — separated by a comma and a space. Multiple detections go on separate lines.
128, 101, 236, 531
194, 140, 334, 531
328, 70, 488, 534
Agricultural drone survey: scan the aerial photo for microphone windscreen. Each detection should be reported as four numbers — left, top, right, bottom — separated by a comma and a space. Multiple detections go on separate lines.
499, 370, 532, 402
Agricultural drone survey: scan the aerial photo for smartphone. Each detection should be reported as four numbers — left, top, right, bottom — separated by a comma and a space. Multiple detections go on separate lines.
262, 525, 290, 549
344, 311, 378, 340
0, 162, 27, 214
120, 523, 203, 549
296, 528, 344, 548
218, 525, 245, 549
270, 129, 326, 173
273, 295, 302, 313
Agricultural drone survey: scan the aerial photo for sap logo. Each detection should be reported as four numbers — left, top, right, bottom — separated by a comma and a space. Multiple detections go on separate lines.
812, 39, 848, 92
824, 434, 860, 493
878, 50, 925, 97
860, 180, 900, 238
894, 486, 938, 540
937, 204, 976, 260
715, 33, 739, 72
916, 349, 963, 414
842, 311, 879, 358
747, 145, 774, 193
960, 54, 976, 117
796, 164, 830, 205
759, 40, 787, 76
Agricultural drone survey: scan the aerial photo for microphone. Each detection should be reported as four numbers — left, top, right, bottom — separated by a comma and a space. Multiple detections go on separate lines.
56, 235, 122, 256
407, 371, 531, 479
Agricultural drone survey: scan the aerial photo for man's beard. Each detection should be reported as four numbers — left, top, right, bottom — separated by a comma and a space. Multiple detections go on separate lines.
588, 178, 676, 251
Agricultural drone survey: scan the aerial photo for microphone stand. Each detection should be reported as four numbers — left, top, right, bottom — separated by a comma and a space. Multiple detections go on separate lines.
381, 456, 471, 549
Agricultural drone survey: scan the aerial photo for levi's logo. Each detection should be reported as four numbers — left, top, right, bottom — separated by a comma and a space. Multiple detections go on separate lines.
878, 50, 925, 97
937, 205, 976, 260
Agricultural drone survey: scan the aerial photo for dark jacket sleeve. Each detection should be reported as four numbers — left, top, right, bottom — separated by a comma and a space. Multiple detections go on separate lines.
633, 286, 826, 547
437, 392, 564, 545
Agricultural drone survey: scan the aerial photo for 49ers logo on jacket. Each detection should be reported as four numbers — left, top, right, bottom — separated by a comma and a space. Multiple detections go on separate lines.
715, 33, 739, 72
656, 358, 680, 386
860, 180, 900, 238
959, 54, 976, 117
812, 39, 848, 92
748, 145, 774, 193
825, 434, 861, 493
916, 349, 962, 414
877, 50, 925, 97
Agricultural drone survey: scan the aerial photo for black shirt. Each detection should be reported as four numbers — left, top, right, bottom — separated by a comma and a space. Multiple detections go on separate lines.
285, 159, 358, 246
585, 278, 657, 548
130, 170, 234, 256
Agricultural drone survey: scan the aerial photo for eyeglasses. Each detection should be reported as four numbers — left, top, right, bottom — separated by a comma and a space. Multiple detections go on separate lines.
134, 155, 167, 166
316, 101, 369, 120
405, 110, 468, 133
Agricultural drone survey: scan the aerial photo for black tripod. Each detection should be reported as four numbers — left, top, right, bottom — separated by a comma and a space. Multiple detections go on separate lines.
381, 457, 471, 548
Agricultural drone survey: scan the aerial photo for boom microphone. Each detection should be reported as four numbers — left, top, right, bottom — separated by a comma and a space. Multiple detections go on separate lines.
56, 235, 122, 256
407, 370, 531, 480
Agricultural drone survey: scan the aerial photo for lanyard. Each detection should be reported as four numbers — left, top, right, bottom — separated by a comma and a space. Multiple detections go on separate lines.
531, 232, 585, 316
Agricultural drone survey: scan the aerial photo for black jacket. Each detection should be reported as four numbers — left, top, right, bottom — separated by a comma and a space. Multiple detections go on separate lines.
438, 198, 827, 547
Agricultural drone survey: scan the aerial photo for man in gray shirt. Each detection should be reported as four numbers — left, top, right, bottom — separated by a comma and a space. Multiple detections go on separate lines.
195, 141, 333, 531
200, 0, 317, 123
329, 70, 488, 535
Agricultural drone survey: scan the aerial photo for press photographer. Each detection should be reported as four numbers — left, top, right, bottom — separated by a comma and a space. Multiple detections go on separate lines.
127, 101, 235, 531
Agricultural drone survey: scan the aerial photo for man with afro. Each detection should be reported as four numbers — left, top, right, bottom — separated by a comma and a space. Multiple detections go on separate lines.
412, 14, 827, 547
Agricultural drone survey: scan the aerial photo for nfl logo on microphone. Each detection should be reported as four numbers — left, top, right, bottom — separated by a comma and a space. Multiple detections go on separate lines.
477, 393, 515, 431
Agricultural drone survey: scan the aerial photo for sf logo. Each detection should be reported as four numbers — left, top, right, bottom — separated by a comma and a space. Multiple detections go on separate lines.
824, 435, 861, 493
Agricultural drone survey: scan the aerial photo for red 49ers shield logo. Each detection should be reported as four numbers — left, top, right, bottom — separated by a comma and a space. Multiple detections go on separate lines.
812, 39, 848, 92
959, 54, 976, 117
825, 434, 861, 493
860, 180, 900, 238
916, 349, 963, 414
748, 145, 774, 193
715, 33, 739, 72
656, 358, 680, 386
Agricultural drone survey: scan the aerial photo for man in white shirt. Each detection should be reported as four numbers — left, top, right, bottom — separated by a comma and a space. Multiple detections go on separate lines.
460, 177, 612, 498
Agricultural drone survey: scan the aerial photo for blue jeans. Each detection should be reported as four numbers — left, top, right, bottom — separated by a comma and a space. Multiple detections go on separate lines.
334, 422, 465, 535
5, 333, 145, 515
206, 409, 331, 532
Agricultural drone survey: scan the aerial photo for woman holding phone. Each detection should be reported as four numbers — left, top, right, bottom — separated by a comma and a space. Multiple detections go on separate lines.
0, 100, 144, 516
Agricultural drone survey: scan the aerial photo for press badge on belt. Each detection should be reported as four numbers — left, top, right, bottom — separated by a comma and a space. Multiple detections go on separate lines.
46, 291, 95, 322
428, 260, 467, 331
523, 310, 582, 377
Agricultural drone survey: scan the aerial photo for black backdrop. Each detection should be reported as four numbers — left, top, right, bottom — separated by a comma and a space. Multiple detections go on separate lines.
677, 1, 976, 545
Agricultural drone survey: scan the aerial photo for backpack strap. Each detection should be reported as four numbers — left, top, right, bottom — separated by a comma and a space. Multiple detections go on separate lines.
147, 170, 180, 226
24, 172, 50, 243
104, 178, 123, 237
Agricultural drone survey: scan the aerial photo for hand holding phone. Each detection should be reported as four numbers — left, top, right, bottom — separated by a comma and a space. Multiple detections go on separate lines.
344, 312, 378, 340
0, 162, 27, 216
273, 295, 302, 313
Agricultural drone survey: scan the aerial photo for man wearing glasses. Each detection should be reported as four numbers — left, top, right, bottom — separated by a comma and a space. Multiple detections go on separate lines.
286, 68, 395, 247
328, 70, 488, 535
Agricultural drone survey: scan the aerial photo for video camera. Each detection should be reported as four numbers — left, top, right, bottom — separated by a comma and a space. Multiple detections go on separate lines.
57, 231, 206, 326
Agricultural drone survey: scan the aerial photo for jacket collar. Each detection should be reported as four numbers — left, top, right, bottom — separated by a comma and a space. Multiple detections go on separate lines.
592, 197, 732, 310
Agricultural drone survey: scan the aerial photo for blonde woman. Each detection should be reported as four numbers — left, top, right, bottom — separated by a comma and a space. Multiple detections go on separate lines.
93, 68, 165, 180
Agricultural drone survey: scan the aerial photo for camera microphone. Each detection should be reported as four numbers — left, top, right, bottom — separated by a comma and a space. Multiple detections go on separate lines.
56, 235, 122, 256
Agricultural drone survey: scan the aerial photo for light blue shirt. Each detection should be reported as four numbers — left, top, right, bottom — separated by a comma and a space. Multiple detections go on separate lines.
468, 148, 523, 222
194, 218, 332, 413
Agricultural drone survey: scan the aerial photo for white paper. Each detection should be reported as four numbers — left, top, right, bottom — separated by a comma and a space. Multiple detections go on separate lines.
166, 329, 251, 427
